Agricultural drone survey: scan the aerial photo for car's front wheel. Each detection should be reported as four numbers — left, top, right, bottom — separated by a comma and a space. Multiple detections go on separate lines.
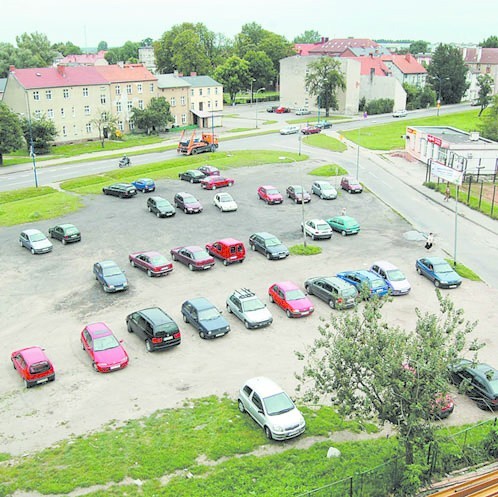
188, 263, 194, 271
24, 379, 31, 389
286, 309, 292, 318
434, 279, 440, 287
190, 178, 194, 184
156, 212, 161, 218
266, 253, 271, 260
416, 267, 422, 275
264, 426, 273, 440
329, 299, 336, 309
199, 331, 206, 339
238, 400, 246, 413
244, 320, 250, 329
223, 259, 228, 266
226, 304, 232, 313
305, 285, 312, 295
127, 322, 133, 333
30, 248, 35, 255
269, 294, 274, 303
182, 314, 188, 323
130, 260, 135, 267
147, 269, 153, 277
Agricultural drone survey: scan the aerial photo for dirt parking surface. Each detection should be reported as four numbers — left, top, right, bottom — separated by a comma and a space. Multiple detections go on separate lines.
1, 160, 497, 456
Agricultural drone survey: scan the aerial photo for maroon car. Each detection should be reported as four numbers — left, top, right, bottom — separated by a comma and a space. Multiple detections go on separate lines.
301, 125, 321, 135
200, 176, 235, 190
129, 250, 173, 277
198, 165, 220, 176
170, 245, 215, 271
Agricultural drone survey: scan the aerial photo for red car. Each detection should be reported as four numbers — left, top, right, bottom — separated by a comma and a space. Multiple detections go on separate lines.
268, 281, 314, 318
205, 238, 246, 266
275, 106, 291, 114
129, 250, 173, 277
200, 176, 234, 190
301, 125, 321, 135
198, 165, 220, 176
170, 245, 215, 271
81, 322, 129, 373
11, 346, 55, 388
257, 185, 283, 204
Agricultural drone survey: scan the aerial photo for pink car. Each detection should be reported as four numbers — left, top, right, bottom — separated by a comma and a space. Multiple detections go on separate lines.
81, 322, 129, 373
268, 281, 314, 318
257, 185, 283, 205
11, 346, 55, 388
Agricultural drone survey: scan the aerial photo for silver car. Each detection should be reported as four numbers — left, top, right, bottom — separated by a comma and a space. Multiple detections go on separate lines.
311, 180, 338, 200
19, 229, 53, 254
226, 288, 273, 329
279, 125, 300, 135
238, 377, 306, 440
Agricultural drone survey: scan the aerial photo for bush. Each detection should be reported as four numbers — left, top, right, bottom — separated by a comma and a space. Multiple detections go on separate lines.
365, 98, 394, 115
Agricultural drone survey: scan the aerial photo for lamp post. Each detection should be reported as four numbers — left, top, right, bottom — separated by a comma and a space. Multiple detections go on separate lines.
254, 87, 266, 128
435, 76, 449, 117
23, 91, 39, 188
355, 112, 367, 180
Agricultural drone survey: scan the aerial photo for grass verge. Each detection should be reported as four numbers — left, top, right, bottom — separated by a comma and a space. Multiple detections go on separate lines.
289, 244, 322, 255
445, 259, 481, 281
309, 165, 349, 176
302, 134, 348, 152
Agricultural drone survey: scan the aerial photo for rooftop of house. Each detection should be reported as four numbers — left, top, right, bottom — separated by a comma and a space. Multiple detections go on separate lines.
179, 75, 221, 87
94, 63, 157, 83
409, 126, 494, 145
462, 47, 498, 65
381, 53, 427, 74
309, 37, 379, 56
58, 50, 108, 65
345, 56, 391, 76
156, 73, 191, 89
294, 37, 329, 56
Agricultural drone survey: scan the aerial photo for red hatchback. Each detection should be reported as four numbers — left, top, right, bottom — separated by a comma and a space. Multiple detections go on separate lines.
81, 322, 129, 373
301, 125, 321, 135
11, 346, 55, 388
129, 250, 173, 277
268, 281, 314, 318
200, 176, 235, 190
257, 185, 283, 204
205, 238, 246, 266
170, 245, 215, 271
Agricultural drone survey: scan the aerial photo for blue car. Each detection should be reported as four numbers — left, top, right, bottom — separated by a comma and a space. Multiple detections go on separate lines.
181, 297, 230, 339
93, 260, 128, 293
132, 178, 156, 193
415, 257, 462, 288
336, 270, 389, 298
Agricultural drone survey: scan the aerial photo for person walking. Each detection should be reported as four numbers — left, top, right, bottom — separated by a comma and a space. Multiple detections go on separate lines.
425, 232, 434, 250
444, 184, 450, 202
341, 207, 347, 216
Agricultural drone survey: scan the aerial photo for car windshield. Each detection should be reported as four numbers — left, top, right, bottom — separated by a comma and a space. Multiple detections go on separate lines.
192, 250, 210, 260
265, 237, 282, 247
219, 194, 232, 202
370, 279, 385, 289
285, 289, 305, 301
184, 197, 198, 204
29, 233, 46, 242
321, 184, 333, 191
386, 269, 405, 281
263, 392, 295, 416
29, 361, 50, 374
156, 200, 170, 208
198, 307, 220, 320
267, 189, 279, 195
150, 256, 168, 266
433, 263, 452, 273
242, 299, 265, 312
293, 186, 303, 194
102, 266, 122, 277
94, 335, 120, 352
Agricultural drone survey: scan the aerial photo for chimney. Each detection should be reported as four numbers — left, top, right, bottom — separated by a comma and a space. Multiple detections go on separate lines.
190, 71, 197, 77
57, 65, 65, 76
9, 65, 15, 72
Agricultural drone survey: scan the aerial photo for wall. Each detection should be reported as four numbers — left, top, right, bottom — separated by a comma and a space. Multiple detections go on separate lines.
359, 74, 406, 111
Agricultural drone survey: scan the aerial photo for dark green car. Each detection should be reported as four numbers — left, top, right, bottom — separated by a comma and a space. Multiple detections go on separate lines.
304, 276, 358, 309
48, 223, 81, 244
326, 216, 360, 236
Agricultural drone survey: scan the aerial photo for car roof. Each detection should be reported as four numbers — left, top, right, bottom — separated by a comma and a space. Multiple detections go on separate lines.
260, 185, 277, 189
138, 307, 173, 324
314, 180, 331, 185
98, 260, 119, 268
57, 223, 76, 229
14, 346, 49, 364
22, 229, 43, 236
112, 183, 132, 187
213, 238, 243, 245
316, 276, 355, 289
371, 260, 398, 271
150, 196, 167, 202
244, 377, 285, 398
308, 218, 329, 224
182, 245, 204, 252
422, 256, 447, 265
85, 322, 113, 337
132, 250, 163, 258
273, 281, 299, 291
253, 232, 277, 240
184, 297, 215, 311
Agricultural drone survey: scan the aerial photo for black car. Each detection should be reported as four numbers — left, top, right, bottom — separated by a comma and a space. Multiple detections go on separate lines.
178, 169, 206, 183
450, 359, 498, 410
126, 307, 181, 352
181, 298, 230, 339
248, 232, 289, 260
147, 196, 175, 218
93, 260, 128, 293
304, 276, 358, 309
102, 183, 137, 198
48, 223, 81, 244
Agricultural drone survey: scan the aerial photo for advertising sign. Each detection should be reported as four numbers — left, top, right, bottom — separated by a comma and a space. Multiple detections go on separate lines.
430, 160, 464, 185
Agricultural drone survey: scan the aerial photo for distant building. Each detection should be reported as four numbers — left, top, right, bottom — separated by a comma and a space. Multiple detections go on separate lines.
138, 46, 157, 74
294, 37, 329, 56
309, 38, 381, 57
380, 53, 427, 87
56, 50, 108, 66
156, 73, 191, 127
462, 47, 498, 101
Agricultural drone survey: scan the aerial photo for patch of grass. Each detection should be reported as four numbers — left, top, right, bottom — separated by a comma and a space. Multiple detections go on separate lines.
262, 119, 277, 125
0, 187, 84, 227
303, 134, 348, 152
339, 110, 482, 150
309, 165, 348, 176
228, 128, 254, 133
444, 259, 481, 281
289, 244, 322, 256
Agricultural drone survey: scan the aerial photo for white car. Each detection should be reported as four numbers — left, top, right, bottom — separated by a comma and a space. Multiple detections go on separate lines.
279, 125, 300, 135
311, 180, 338, 200
238, 377, 306, 440
301, 219, 333, 240
392, 109, 408, 118
213, 192, 237, 212
369, 260, 411, 296
295, 108, 311, 115
19, 229, 53, 254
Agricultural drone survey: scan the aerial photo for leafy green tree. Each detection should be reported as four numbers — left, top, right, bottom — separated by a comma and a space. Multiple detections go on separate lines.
131, 97, 173, 135
104, 41, 141, 64
244, 50, 275, 92
293, 30, 322, 43
366, 98, 394, 115
141, 38, 153, 47
214, 56, 251, 104
0, 42, 17, 77
480, 36, 498, 48
427, 44, 468, 104
479, 95, 498, 141
52, 41, 82, 56
20, 114, 57, 155
90, 111, 118, 147
403, 83, 436, 110
16, 32, 56, 67
171, 29, 211, 75
97, 41, 108, 51
409, 40, 429, 54
296, 290, 479, 465
0, 103, 24, 165
305, 57, 345, 116
476, 74, 494, 116
259, 32, 295, 75
234, 22, 266, 57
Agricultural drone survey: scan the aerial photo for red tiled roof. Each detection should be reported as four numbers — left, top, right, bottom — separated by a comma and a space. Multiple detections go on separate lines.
294, 42, 326, 56
381, 54, 427, 74
345, 56, 391, 76
59, 50, 107, 65
309, 38, 378, 56
463, 47, 498, 65
94, 64, 157, 83
9, 66, 108, 89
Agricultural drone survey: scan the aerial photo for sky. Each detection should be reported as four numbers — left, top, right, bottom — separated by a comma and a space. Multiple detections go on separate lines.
3, 0, 497, 48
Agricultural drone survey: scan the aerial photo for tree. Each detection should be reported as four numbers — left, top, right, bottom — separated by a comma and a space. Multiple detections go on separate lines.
304, 57, 346, 116
259, 32, 295, 76
130, 97, 173, 135
409, 40, 429, 54
0, 42, 17, 77
90, 111, 118, 147
104, 41, 141, 64
297, 290, 479, 466
427, 44, 468, 104
403, 83, 436, 110
293, 30, 322, 44
480, 36, 498, 48
20, 115, 57, 155
97, 41, 108, 51
0, 103, 24, 165
244, 50, 275, 93
479, 95, 498, 141
52, 41, 82, 56
171, 29, 211, 75
476, 74, 494, 116
15, 32, 56, 67
214, 56, 251, 104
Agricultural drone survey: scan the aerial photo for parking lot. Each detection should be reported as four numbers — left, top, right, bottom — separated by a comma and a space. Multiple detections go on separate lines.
2, 159, 498, 456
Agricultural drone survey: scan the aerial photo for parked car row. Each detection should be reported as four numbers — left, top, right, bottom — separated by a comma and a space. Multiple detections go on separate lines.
19, 224, 82, 254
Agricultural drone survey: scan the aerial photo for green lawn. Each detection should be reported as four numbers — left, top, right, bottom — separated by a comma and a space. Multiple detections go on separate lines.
303, 134, 348, 152
339, 110, 483, 150
289, 244, 322, 255
309, 165, 349, 176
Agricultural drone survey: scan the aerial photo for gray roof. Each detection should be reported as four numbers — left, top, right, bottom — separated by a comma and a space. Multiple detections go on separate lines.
156, 74, 191, 89
411, 126, 493, 145
180, 75, 221, 87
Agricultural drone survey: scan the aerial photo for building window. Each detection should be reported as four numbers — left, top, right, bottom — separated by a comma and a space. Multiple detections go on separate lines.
149, 83, 154, 92
137, 83, 143, 93
181, 113, 187, 124
180, 96, 185, 105
62, 125, 67, 137
208, 101, 211, 109
115, 85, 121, 96
208, 88, 211, 95
116, 101, 122, 112
60, 108, 65, 117
34, 110, 41, 118
127, 101, 133, 111
86, 123, 92, 133
83, 87, 89, 97
118, 120, 124, 131
33, 91, 39, 101
191, 89, 194, 96
171, 97, 176, 107
215, 100, 219, 109
129, 121, 135, 130
73, 124, 77, 135
63, 88, 69, 99
45, 90, 52, 100
84, 105, 90, 116
72, 106, 75, 117
215, 87, 218, 95
100, 94, 106, 104
138, 100, 144, 110
199, 88, 203, 96
126, 84, 132, 94
47, 109, 54, 119
191, 102, 194, 110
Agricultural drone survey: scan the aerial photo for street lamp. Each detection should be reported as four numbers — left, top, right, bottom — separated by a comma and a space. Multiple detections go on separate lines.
435, 76, 449, 117
23, 91, 39, 188
355, 112, 368, 180
254, 87, 266, 128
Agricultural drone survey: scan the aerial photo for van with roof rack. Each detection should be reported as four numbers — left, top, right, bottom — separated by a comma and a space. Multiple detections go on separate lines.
226, 288, 273, 329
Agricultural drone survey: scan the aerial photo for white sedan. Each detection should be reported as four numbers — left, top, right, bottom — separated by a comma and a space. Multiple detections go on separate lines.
392, 109, 408, 118
279, 125, 300, 135
213, 192, 237, 212
301, 219, 333, 240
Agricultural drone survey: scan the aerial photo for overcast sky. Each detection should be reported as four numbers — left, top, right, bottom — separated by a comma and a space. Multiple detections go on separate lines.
3, 0, 496, 48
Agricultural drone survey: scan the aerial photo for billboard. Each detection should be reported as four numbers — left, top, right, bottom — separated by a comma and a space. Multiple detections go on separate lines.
430, 160, 464, 185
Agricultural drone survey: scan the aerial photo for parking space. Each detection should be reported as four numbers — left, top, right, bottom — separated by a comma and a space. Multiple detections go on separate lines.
1, 159, 497, 455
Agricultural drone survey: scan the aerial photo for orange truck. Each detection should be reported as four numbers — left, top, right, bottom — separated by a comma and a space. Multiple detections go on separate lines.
177, 131, 219, 155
